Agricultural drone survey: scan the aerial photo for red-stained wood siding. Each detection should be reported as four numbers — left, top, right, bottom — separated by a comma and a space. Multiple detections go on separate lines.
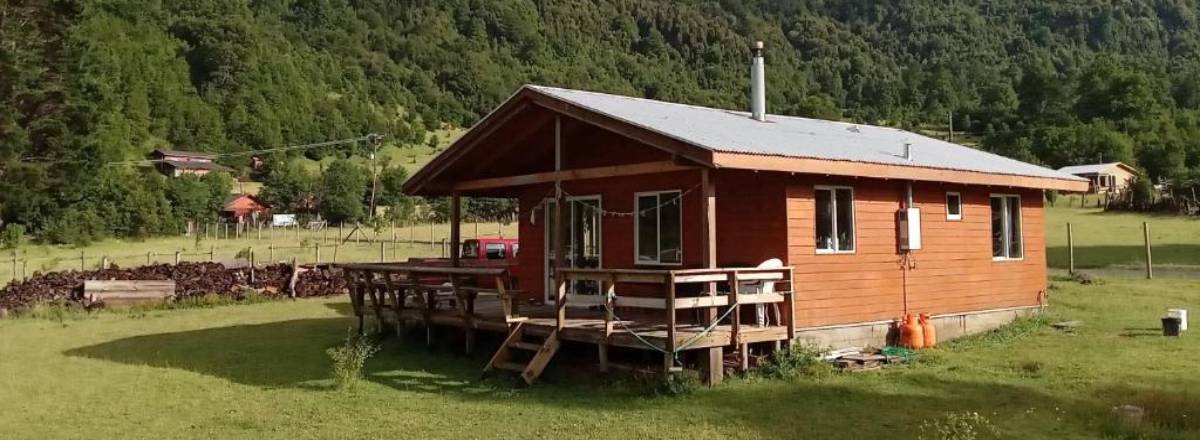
785, 178, 1046, 327
516, 170, 704, 301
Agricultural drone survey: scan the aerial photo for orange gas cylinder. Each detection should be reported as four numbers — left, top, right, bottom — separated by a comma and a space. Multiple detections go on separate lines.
919, 313, 937, 348
900, 314, 925, 349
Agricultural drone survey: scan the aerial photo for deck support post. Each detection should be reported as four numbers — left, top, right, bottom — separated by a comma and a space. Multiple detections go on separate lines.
553, 116, 567, 331
664, 273, 677, 377
450, 192, 461, 268
699, 168, 723, 385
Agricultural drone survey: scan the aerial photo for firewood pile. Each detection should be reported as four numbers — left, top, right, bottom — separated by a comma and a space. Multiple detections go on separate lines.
0, 262, 347, 312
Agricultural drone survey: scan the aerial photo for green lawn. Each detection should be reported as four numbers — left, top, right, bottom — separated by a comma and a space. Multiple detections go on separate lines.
1045, 195, 1200, 272
0, 276, 1196, 439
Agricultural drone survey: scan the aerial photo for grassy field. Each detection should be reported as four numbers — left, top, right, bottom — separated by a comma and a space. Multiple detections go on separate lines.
0, 221, 517, 284
0, 276, 1195, 439
1045, 195, 1200, 273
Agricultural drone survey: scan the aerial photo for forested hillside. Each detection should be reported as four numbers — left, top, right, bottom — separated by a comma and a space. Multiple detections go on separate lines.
4, 0, 1200, 241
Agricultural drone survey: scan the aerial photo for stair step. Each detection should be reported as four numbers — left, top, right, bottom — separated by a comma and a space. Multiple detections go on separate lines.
508, 341, 542, 351
495, 361, 527, 373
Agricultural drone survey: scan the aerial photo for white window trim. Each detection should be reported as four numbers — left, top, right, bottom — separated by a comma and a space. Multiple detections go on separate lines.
814, 185, 857, 255
633, 190, 683, 266
946, 191, 963, 221
990, 193, 1024, 262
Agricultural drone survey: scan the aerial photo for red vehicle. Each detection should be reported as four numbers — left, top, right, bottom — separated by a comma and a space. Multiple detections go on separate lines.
460, 236, 519, 262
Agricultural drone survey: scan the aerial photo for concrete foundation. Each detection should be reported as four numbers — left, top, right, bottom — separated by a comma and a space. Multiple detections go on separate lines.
792, 305, 1043, 349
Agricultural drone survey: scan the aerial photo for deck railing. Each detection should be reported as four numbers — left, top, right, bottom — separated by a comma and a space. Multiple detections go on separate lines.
555, 266, 795, 367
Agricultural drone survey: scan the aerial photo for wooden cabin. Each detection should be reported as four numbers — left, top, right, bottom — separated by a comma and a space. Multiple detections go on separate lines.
150, 149, 226, 177
222, 193, 269, 224
1057, 162, 1139, 194
378, 45, 1087, 385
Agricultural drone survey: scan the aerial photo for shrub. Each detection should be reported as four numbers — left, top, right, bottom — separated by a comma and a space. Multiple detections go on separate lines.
758, 343, 833, 380
919, 412, 1001, 440
1, 223, 25, 249
326, 329, 380, 391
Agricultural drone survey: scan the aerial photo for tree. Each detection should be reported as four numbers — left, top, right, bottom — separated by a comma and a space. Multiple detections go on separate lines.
317, 158, 368, 224
259, 160, 316, 214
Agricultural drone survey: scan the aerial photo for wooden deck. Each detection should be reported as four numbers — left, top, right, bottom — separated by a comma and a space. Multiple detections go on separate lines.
396, 297, 790, 351
336, 262, 795, 384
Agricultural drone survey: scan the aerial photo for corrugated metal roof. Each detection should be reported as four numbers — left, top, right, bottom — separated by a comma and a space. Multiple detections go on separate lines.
528, 85, 1084, 182
1057, 163, 1126, 175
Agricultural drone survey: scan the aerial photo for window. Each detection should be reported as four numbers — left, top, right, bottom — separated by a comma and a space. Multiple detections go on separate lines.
815, 186, 855, 253
946, 192, 962, 221
990, 195, 1023, 260
635, 190, 682, 264
461, 240, 480, 259
485, 243, 507, 260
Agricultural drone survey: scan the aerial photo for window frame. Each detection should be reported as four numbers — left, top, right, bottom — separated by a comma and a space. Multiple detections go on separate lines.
633, 190, 684, 266
990, 193, 1024, 261
945, 191, 963, 221
814, 185, 857, 255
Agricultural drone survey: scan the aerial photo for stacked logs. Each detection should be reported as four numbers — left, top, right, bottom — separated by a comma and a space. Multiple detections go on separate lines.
0, 262, 347, 312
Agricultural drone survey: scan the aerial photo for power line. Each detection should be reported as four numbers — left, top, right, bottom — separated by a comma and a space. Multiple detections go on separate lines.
19, 134, 382, 166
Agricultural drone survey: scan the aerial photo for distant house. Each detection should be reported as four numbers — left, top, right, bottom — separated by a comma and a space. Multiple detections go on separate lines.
1057, 162, 1139, 193
150, 149, 227, 177
223, 194, 269, 223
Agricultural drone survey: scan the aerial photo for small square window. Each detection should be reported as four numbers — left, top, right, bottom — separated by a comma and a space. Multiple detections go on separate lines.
946, 192, 962, 221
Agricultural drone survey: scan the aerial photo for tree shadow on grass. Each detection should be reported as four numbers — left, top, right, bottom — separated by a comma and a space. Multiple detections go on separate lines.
1046, 244, 1200, 272
60, 317, 1194, 438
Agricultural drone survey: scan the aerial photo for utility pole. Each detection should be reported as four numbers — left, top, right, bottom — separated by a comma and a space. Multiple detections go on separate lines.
367, 133, 385, 220
948, 110, 954, 143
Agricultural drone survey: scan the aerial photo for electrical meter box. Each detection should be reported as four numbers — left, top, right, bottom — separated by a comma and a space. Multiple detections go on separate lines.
897, 208, 922, 251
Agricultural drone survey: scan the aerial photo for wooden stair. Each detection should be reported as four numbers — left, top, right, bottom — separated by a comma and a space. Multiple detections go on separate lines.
483, 322, 561, 385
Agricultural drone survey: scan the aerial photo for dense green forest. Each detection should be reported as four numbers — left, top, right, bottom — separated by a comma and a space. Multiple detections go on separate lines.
4, 0, 1200, 243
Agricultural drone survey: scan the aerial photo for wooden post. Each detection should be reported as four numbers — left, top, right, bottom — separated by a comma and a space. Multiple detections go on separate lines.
21, 260, 26, 281
1144, 222, 1153, 279
102, 256, 109, 270
440, 238, 447, 258
429, 222, 434, 249
295, 223, 300, 240
80, 251, 85, 271
314, 244, 321, 265
235, 223, 241, 240
10, 255, 16, 282
290, 257, 298, 299
174, 251, 181, 265
664, 272, 677, 376
379, 241, 386, 262
553, 116, 567, 332
450, 192, 461, 267
256, 222, 262, 240
146, 251, 152, 266
730, 271, 747, 373
391, 221, 397, 243
249, 247, 256, 283
332, 245, 340, 266
268, 244, 274, 262
209, 246, 215, 262
699, 168, 722, 385
322, 224, 328, 243
1067, 223, 1075, 275
409, 222, 415, 245
473, 221, 479, 239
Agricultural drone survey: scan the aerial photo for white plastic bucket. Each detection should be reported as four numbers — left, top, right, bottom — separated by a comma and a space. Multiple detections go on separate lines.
1167, 309, 1188, 331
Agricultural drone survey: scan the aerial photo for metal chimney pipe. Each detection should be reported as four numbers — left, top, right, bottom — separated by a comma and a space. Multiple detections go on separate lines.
902, 142, 913, 161
750, 41, 766, 122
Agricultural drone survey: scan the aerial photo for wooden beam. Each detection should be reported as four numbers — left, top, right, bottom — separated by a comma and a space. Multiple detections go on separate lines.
712, 152, 1090, 192
699, 168, 722, 386
452, 160, 697, 191
450, 192, 461, 267
553, 117, 568, 330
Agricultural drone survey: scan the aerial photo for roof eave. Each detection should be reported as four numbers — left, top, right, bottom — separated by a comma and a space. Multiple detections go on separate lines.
712, 152, 1091, 192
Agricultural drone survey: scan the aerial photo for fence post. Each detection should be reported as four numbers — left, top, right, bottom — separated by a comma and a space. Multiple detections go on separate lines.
1067, 223, 1075, 275
429, 222, 435, 249
257, 222, 262, 240
204, 223, 209, 240
409, 221, 415, 245
332, 245, 339, 266
102, 256, 109, 270
473, 221, 479, 238
175, 250, 181, 265
235, 223, 241, 240
295, 224, 300, 240
268, 244, 274, 262
315, 244, 321, 265
21, 260, 27, 281
441, 238, 447, 258
1144, 222, 1153, 279
209, 246, 215, 262
391, 221, 396, 242
80, 251, 85, 271
147, 251, 153, 266
380, 241, 386, 262
249, 247, 256, 284
323, 225, 328, 243
11, 254, 16, 282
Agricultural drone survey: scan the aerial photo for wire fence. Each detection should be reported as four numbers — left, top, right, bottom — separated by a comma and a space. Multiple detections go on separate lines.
2, 221, 518, 285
